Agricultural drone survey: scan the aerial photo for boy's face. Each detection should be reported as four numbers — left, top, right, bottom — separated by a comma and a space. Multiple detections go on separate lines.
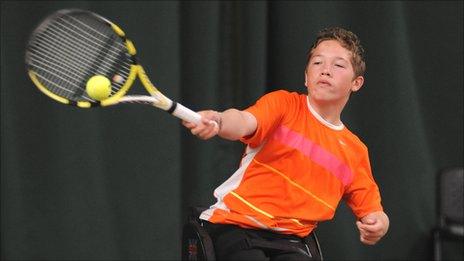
305, 40, 364, 105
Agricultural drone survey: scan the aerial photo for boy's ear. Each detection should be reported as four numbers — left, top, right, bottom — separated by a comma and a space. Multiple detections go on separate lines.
351, 76, 364, 92
304, 73, 308, 85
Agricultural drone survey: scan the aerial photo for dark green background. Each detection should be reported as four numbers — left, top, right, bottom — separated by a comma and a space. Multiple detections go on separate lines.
1, 1, 462, 260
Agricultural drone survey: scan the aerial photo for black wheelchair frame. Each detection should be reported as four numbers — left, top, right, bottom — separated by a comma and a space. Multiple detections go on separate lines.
182, 207, 323, 261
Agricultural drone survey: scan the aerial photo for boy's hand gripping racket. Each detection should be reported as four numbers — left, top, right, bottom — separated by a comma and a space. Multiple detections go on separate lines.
25, 9, 208, 126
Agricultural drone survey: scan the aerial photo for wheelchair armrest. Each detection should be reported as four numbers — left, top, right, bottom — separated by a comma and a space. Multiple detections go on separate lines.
188, 206, 208, 222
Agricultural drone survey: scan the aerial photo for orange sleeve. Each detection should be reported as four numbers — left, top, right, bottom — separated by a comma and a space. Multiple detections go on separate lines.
344, 148, 384, 219
240, 90, 290, 148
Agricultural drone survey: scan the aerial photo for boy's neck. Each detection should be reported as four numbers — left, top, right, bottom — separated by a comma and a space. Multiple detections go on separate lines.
307, 96, 345, 127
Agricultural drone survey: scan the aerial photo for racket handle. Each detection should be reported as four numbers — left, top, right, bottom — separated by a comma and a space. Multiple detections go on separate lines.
171, 102, 201, 124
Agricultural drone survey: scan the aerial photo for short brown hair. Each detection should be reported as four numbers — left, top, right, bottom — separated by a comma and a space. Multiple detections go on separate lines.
306, 27, 366, 77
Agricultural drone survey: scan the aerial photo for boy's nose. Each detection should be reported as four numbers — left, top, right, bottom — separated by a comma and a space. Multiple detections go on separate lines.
321, 65, 331, 76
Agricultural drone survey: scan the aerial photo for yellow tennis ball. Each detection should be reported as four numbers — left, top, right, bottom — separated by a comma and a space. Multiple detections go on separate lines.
86, 75, 111, 101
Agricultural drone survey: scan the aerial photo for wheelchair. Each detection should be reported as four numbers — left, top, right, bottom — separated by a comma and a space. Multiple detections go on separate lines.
182, 207, 323, 260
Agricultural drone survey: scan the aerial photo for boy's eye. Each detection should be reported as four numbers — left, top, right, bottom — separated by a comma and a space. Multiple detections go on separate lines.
313, 61, 321, 65
335, 64, 345, 68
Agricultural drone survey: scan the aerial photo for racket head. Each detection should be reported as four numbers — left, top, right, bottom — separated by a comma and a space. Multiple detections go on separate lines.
25, 9, 138, 107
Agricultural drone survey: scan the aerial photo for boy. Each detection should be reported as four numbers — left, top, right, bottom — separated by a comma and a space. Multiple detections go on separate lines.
183, 27, 389, 260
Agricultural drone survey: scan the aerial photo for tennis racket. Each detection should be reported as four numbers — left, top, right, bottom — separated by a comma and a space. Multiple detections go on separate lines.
25, 9, 204, 125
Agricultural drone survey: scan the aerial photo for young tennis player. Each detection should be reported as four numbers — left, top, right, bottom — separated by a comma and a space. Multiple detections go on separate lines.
183, 27, 389, 260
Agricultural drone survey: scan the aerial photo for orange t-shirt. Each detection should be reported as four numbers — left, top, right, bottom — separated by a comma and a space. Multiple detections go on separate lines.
200, 90, 383, 237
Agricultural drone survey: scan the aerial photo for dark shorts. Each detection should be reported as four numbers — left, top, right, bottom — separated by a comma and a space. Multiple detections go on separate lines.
203, 221, 322, 261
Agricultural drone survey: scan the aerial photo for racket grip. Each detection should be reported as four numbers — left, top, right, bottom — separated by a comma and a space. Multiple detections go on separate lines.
171, 102, 201, 124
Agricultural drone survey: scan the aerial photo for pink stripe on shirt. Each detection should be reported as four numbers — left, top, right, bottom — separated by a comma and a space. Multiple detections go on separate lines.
273, 125, 353, 186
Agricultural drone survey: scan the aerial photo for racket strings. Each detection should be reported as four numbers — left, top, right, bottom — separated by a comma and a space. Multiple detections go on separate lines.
48, 15, 130, 79
53, 16, 131, 68
30, 31, 130, 99
65, 15, 129, 59
33, 22, 129, 77
29, 29, 128, 99
26, 11, 133, 102
29, 31, 111, 100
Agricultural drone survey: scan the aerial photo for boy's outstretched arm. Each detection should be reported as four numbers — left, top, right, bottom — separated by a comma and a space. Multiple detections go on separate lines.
182, 109, 257, 141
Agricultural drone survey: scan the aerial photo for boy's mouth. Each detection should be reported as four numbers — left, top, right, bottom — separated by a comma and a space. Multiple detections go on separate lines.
317, 80, 331, 86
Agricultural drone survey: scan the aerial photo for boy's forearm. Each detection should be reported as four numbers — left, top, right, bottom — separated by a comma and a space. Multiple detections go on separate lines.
218, 109, 257, 141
